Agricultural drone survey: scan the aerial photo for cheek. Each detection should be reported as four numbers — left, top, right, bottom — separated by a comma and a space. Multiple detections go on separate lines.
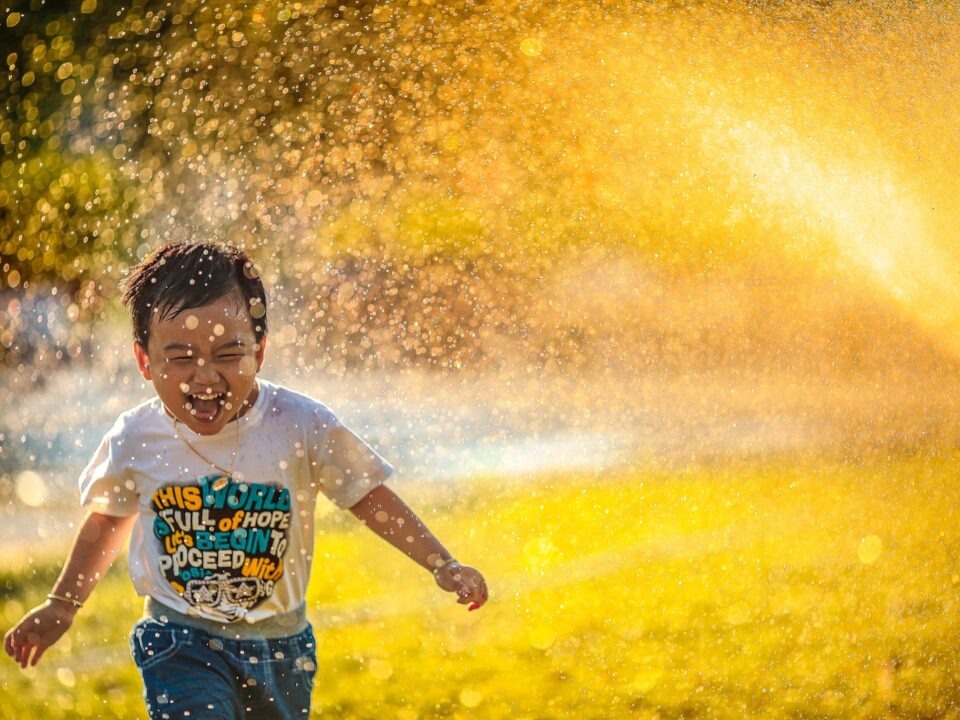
237, 356, 258, 375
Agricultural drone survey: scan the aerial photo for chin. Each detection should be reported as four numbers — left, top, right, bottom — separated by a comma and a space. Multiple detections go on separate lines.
188, 419, 227, 436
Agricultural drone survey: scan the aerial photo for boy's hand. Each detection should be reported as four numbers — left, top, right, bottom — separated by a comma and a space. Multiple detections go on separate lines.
433, 561, 488, 611
3, 600, 78, 669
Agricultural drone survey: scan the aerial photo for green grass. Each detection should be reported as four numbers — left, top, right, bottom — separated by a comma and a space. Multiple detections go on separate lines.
3, 452, 960, 719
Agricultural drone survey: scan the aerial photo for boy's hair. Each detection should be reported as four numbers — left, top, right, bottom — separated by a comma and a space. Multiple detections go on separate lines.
122, 242, 268, 350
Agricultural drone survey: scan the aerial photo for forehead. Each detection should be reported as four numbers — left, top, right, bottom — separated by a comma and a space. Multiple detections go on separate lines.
150, 292, 255, 339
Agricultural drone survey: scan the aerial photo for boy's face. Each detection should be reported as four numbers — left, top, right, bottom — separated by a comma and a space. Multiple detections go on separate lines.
133, 290, 266, 436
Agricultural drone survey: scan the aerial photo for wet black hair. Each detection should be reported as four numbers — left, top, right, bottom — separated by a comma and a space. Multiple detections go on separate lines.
121, 241, 267, 350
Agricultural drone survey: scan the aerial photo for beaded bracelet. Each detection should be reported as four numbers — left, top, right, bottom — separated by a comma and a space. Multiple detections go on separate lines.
434, 558, 460, 572
47, 592, 83, 609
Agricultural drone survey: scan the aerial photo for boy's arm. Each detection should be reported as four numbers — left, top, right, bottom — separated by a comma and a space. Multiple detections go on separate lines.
348, 484, 488, 610
3, 510, 136, 668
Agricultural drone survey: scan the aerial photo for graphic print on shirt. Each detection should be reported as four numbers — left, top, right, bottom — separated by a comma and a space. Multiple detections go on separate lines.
151, 475, 291, 621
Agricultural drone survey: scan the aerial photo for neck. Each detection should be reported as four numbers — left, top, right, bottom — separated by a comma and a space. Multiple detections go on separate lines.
231, 380, 260, 422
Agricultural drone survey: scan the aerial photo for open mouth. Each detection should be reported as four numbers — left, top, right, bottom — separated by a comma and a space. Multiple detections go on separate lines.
184, 392, 227, 423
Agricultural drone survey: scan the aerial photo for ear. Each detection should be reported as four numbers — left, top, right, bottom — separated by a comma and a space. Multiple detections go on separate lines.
134, 341, 153, 381
255, 335, 267, 372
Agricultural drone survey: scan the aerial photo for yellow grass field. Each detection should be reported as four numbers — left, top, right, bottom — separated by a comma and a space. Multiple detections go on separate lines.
2, 452, 959, 719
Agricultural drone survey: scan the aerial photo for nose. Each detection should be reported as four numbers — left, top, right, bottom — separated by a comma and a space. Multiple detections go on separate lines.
192, 359, 223, 386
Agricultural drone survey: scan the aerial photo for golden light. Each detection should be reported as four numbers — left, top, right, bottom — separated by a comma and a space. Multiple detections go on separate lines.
3, 3, 960, 718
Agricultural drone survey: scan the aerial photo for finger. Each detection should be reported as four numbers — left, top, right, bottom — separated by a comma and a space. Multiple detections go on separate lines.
469, 577, 485, 599
30, 644, 47, 667
472, 585, 488, 606
469, 584, 489, 611
18, 643, 32, 669
459, 585, 483, 604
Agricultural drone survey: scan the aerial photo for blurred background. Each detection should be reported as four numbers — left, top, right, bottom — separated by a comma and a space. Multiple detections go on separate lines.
3, 0, 960, 527
2, 1, 960, 716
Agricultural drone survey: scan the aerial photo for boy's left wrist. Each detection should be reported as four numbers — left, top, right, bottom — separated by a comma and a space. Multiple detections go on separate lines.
428, 554, 460, 574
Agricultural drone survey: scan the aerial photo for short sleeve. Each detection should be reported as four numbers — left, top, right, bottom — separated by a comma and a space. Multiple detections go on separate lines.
313, 411, 394, 510
78, 418, 139, 517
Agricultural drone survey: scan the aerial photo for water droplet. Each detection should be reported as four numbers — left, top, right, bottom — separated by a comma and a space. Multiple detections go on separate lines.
459, 688, 483, 708
520, 37, 543, 57
369, 658, 393, 679
56, 667, 76, 687
631, 669, 664, 694
15, 471, 46, 507
858, 535, 882, 564
725, 601, 751, 625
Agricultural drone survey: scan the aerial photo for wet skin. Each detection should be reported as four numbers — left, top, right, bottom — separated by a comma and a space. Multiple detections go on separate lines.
133, 290, 266, 436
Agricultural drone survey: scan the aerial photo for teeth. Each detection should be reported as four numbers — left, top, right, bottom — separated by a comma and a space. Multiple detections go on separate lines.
192, 393, 222, 400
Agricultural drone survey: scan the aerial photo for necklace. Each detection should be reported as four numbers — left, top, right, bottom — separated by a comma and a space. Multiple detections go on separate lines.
170, 409, 241, 491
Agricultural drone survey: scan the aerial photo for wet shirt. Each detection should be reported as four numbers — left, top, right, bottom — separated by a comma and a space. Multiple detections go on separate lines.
78, 379, 394, 624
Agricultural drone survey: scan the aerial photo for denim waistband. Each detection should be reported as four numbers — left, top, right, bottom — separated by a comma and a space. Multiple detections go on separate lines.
144, 596, 309, 640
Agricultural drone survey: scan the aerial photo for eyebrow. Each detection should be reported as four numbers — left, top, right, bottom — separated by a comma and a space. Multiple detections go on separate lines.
215, 340, 247, 351
162, 340, 248, 352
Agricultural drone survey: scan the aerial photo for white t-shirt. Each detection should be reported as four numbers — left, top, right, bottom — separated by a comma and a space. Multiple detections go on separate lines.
78, 379, 393, 624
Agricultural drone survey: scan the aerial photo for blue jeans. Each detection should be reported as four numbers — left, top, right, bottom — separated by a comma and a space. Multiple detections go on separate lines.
129, 617, 317, 720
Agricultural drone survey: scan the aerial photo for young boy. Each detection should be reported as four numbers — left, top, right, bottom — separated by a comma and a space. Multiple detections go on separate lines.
3, 242, 488, 719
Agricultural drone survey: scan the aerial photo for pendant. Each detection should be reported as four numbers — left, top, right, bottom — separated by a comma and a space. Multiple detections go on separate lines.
212, 475, 231, 491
